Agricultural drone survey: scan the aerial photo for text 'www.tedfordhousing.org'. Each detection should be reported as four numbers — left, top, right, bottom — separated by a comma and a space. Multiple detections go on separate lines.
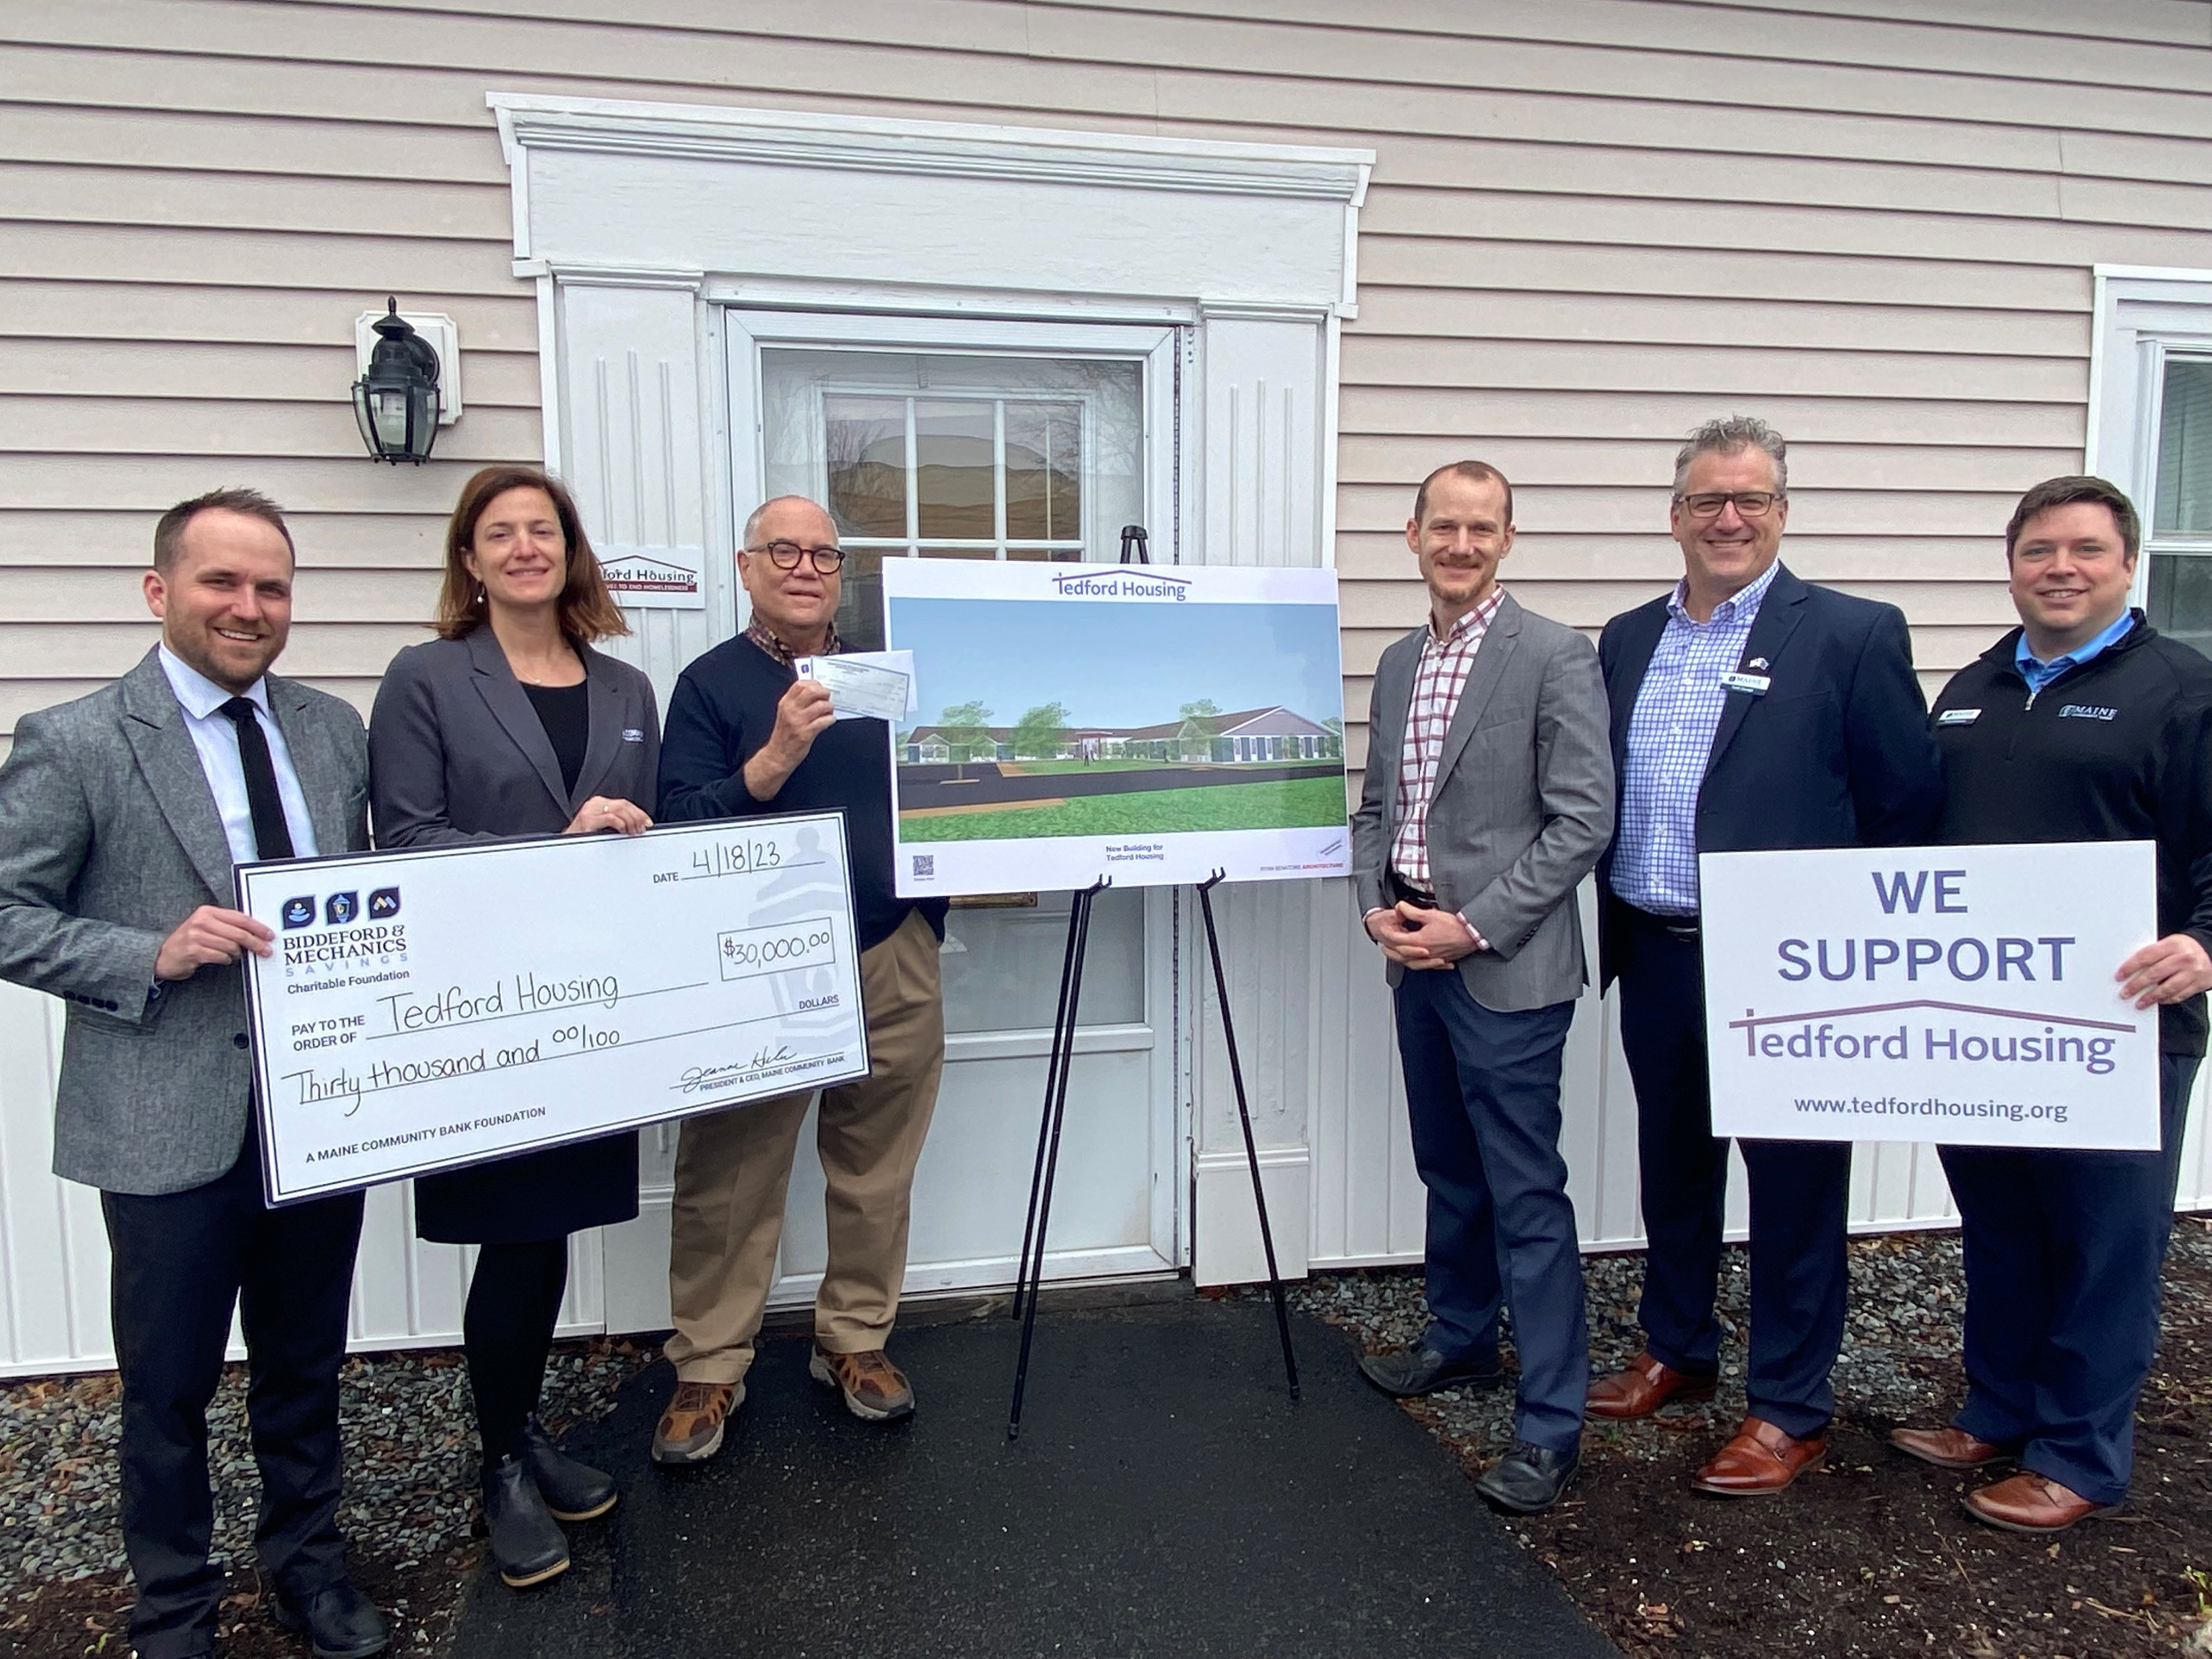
1792, 1095, 2070, 1125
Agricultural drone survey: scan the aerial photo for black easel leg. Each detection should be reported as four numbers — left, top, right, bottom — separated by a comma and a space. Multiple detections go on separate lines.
1009, 877, 1107, 1440
1196, 872, 1301, 1402
1012, 892, 1087, 1325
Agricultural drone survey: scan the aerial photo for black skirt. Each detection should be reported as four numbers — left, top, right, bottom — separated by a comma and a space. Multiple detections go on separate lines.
412, 1129, 640, 1245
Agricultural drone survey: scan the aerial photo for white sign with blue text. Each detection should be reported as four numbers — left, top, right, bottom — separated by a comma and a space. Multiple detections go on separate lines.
1699, 842, 2160, 1150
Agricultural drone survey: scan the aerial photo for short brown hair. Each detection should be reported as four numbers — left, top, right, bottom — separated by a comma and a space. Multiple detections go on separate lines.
153, 488, 295, 572
2004, 475, 2140, 562
1412, 460, 1514, 528
433, 466, 629, 641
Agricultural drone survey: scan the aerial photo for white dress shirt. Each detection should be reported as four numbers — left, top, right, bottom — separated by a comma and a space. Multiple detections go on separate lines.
157, 644, 319, 865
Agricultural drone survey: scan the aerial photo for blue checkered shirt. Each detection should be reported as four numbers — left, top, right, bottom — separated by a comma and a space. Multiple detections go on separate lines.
1609, 563, 1780, 917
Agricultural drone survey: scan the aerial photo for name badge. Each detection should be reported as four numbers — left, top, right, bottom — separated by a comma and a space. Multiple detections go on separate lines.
1720, 672, 1770, 695
1936, 709, 1981, 726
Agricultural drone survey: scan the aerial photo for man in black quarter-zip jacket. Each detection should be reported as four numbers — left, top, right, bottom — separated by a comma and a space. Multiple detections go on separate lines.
1893, 474, 2212, 1536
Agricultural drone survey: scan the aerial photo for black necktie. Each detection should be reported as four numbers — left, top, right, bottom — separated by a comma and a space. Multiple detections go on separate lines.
218, 696, 296, 861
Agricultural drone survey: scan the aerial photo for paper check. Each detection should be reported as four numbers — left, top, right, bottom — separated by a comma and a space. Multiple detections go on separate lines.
235, 813, 868, 1203
796, 650, 914, 721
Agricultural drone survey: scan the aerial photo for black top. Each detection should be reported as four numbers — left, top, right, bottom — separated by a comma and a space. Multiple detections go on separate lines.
657, 634, 947, 951
1930, 613, 2212, 1055
522, 680, 590, 796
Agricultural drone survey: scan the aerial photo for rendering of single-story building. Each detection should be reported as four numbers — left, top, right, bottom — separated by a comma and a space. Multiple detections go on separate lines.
2, 1, 2209, 1379
902, 704, 1340, 764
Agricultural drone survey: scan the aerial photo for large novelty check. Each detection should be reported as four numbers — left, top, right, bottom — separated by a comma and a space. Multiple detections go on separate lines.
236, 812, 868, 1203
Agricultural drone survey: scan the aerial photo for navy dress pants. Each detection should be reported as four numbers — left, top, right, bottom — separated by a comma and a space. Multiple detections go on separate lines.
99, 1118, 365, 1659
1613, 907, 1851, 1440
1394, 966, 1587, 1453
1937, 1050, 2201, 1508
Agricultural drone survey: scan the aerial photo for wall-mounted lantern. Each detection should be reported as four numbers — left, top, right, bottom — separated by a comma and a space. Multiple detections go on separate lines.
351, 298, 458, 464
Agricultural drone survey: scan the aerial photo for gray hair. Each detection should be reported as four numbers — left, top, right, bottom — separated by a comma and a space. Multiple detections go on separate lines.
741, 495, 835, 549
1672, 416, 1788, 497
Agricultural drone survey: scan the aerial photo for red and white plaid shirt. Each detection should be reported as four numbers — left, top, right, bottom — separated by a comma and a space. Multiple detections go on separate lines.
1389, 585, 1506, 910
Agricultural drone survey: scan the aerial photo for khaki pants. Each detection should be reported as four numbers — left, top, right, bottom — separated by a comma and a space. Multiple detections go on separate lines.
664, 908, 946, 1384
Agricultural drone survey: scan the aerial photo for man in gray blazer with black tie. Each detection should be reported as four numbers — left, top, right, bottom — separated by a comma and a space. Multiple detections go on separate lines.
1349, 461, 1614, 1515
0, 490, 387, 1659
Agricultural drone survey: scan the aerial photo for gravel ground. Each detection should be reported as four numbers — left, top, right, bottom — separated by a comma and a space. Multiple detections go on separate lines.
1287, 1225, 1974, 1455
0, 1337, 655, 1655
1291, 1219, 2212, 1658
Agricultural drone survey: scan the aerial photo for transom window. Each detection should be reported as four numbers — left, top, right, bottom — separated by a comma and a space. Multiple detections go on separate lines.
761, 347, 1145, 650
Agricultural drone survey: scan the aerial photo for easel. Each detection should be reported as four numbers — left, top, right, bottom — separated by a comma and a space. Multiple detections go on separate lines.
1004, 526, 1301, 1440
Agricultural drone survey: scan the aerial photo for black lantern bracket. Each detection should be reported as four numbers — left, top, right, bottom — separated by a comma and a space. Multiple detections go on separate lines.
352, 300, 461, 464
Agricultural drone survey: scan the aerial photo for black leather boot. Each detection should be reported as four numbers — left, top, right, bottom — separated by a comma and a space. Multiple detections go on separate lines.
521, 1415, 619, 1522
482, 1455, 569, 1588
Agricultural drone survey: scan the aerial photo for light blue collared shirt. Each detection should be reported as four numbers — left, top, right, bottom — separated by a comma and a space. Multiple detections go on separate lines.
2015, 610, 2137, 697
157, 644, 319, 865
1610, 561, 1781, 917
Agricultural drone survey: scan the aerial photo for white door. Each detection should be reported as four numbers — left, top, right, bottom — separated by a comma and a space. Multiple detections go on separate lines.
601, 313, 1189, 1321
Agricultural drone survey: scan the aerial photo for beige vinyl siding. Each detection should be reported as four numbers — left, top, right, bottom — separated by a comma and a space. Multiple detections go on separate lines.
5, 0, 2212, 772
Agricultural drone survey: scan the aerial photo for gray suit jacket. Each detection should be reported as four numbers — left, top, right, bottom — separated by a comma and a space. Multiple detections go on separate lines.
368, 628, 661, 847
0, 648, 370, 1194
1350, 591, 1615, 1012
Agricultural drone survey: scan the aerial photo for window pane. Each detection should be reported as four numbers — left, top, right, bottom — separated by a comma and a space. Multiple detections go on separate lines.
940, 887, 1144, 1032
823, 396, 907, 538
1005, 402, 1081, 541
2156, 358, 2212, 538
915, 400, 995, 539
2147, 553, 2212, 661
917, 544, 997, 559
1004, 548, 1082, 563
833, 547, 887, 653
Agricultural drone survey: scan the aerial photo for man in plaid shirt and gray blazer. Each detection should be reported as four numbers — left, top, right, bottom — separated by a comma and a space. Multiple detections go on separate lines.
1588, 416, 1942, 1497
1349, 460, 1615, 1515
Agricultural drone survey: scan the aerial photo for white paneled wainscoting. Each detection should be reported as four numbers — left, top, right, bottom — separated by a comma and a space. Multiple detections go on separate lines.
6, 880, 2206, 1377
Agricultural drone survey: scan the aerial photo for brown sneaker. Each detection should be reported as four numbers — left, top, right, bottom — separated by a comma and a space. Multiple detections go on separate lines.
651, 1379, 741, 1464
809, 1345, 915, 1421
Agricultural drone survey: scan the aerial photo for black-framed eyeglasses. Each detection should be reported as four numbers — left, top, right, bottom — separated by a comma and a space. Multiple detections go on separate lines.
747, 540, 846, 573
1675, 491, 1783, 520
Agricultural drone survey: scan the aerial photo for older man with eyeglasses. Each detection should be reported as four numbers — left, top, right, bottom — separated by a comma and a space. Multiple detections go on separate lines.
1587, 418, 1942, 1496
649, 495, 950, 1462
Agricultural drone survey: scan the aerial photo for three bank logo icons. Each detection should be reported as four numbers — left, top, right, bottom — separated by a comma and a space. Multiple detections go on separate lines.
280, 888, 402, 928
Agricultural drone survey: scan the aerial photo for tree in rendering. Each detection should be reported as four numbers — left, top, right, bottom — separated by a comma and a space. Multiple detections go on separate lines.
1322, 716, 1344, 760
937, 700, 995, 778
1178, 698, 1222, 763
1011, 701, 1072, 761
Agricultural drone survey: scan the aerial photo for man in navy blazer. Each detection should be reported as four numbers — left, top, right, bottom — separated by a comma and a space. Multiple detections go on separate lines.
1587, 417, 1941, 1496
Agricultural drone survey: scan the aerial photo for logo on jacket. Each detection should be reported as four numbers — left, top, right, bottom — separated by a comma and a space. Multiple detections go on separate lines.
2057, 704, 2117, 721
367, 887, 401, 919
280, 895, 316, 929
324, 892, 358, 926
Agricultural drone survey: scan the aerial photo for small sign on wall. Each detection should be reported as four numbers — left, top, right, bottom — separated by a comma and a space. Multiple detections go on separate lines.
599, 543, 704, 608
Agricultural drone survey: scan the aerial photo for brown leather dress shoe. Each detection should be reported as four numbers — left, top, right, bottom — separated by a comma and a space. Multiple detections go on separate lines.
1692, 1416, 1826, 1496
1586, 1350, 1717, 1420
1962, 1471, 2120, 1534
1889, 1425, 2015, 1471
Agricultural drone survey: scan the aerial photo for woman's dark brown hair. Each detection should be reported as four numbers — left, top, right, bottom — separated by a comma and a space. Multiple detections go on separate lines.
432, 465, 630, 641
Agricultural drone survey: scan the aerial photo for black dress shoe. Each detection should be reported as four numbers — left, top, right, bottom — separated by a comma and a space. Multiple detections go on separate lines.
483, 1455, 570, 1589
1356, 1345, 1506, 1399
273, 1578, 389, 1658
1474, 1440, 1580, 1514
521, 1415, 619, 1522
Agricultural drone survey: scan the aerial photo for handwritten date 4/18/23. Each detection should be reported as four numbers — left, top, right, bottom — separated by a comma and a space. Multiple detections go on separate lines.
651, 836, 787, 884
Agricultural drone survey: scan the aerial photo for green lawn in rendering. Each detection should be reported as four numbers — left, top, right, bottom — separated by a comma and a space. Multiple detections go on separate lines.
899, 775, 1349, 841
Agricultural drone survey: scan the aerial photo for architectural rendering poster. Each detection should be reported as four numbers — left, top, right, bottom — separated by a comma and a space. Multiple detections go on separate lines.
881, 560, 1351, 897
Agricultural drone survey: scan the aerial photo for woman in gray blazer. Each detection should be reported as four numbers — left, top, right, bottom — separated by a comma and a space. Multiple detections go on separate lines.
369, 465, 660, 1591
